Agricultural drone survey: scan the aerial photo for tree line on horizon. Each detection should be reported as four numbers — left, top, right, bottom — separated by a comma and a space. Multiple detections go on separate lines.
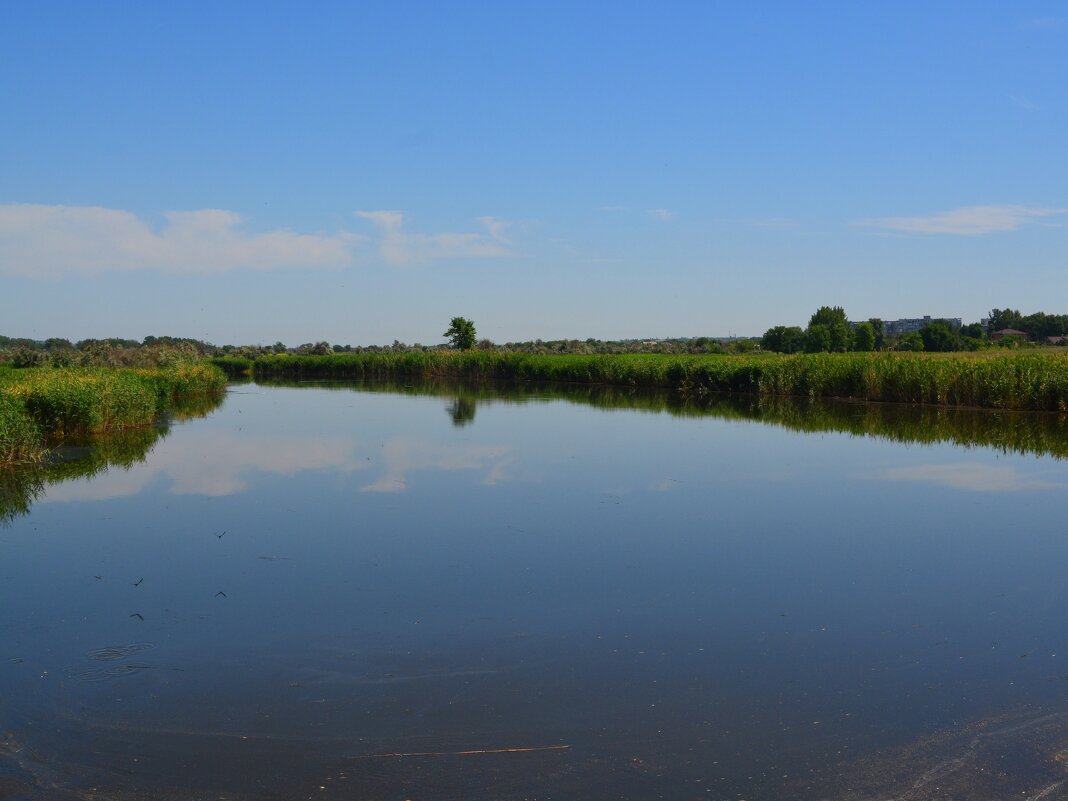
4, 306, 1068, 366
760, 307, 1068, 354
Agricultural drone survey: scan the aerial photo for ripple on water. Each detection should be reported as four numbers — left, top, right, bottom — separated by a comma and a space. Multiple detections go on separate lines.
86, 642, 154, 661
68, 663, 160, 683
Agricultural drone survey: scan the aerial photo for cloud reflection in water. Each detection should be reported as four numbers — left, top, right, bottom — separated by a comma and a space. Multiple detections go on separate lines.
41, 430, 512, 502
881, 462, 1067, 493
360, 438, 511, 493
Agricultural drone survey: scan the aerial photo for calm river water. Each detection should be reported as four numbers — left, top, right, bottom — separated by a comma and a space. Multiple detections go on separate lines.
3, 381, 1068, 800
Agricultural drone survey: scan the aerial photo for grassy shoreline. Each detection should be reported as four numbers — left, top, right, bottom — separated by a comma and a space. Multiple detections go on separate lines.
214, 351, 1068, 412
0, 364, 227, 465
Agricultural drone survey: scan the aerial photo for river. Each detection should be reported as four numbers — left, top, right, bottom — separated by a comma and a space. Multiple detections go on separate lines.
3, 380, 1068, 800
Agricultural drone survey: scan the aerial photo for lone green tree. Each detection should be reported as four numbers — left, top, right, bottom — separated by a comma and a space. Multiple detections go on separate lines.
443, 317, 477, 350
807, 306, 852, 352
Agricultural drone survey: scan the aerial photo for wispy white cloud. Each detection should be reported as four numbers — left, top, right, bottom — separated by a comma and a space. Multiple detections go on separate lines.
857, 204, 1067, 236
647, 208, 676, 222
1009, 94, 1041, 111
475, 215, 513, 245
0, 204, 359, 277
881, 462, 1066, 493
356, 210, 513, 266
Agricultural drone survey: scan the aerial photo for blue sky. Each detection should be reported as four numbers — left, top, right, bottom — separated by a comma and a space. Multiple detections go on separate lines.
2, 2, 1065, 345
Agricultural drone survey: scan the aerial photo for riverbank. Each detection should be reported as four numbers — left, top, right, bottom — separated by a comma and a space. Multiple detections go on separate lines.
213, 351, 1068, 412
0, 364, 227, 465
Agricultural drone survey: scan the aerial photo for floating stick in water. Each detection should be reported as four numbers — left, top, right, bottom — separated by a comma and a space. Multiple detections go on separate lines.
353, 744, 571, 759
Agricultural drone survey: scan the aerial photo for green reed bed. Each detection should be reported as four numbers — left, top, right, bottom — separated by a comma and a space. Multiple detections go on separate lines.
220, 351, 1068, 411
0, 394, 43, 464
0, 364, 226, 465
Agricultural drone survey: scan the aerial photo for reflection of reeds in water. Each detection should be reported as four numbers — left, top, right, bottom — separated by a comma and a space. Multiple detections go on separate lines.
715, 394, 1068, 459
0, 390, 224, 523
255, 376, 1068, 460
6, 375, 1067, 521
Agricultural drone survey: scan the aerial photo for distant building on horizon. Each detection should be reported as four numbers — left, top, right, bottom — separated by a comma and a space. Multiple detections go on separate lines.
882, 315, 962, 336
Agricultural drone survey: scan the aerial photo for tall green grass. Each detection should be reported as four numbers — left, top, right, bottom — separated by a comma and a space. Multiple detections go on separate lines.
0, 394, 44, 464
0, 364, 226, 465
217, 351, 1068, 411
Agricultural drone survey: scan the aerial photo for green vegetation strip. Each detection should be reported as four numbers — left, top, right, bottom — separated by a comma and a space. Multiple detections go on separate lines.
0, 364, 226, 465
214, 352, 1068, 412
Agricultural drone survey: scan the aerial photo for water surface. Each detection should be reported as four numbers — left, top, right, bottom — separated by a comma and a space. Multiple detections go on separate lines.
3, 382, 1068, 800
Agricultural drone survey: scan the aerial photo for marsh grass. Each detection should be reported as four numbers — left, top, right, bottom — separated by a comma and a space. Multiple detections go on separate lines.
0, 364, 225, 465
0, 394, 44, 464
219, 351, 1068, 411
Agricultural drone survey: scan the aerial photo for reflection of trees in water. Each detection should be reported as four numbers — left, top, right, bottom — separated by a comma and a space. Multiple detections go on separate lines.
291, 376, 1068, 460
0, 471, 42, 523
0, 394, 223, 524
13, 377, 1058, 517
445, 396, 477, 427
9, 377, 1059, 523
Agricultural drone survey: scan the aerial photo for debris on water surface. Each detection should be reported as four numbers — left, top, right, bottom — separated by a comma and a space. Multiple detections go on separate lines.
352, 744, 572, 759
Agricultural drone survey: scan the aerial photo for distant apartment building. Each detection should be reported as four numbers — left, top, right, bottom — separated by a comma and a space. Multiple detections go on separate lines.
882, 316, 962, 336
